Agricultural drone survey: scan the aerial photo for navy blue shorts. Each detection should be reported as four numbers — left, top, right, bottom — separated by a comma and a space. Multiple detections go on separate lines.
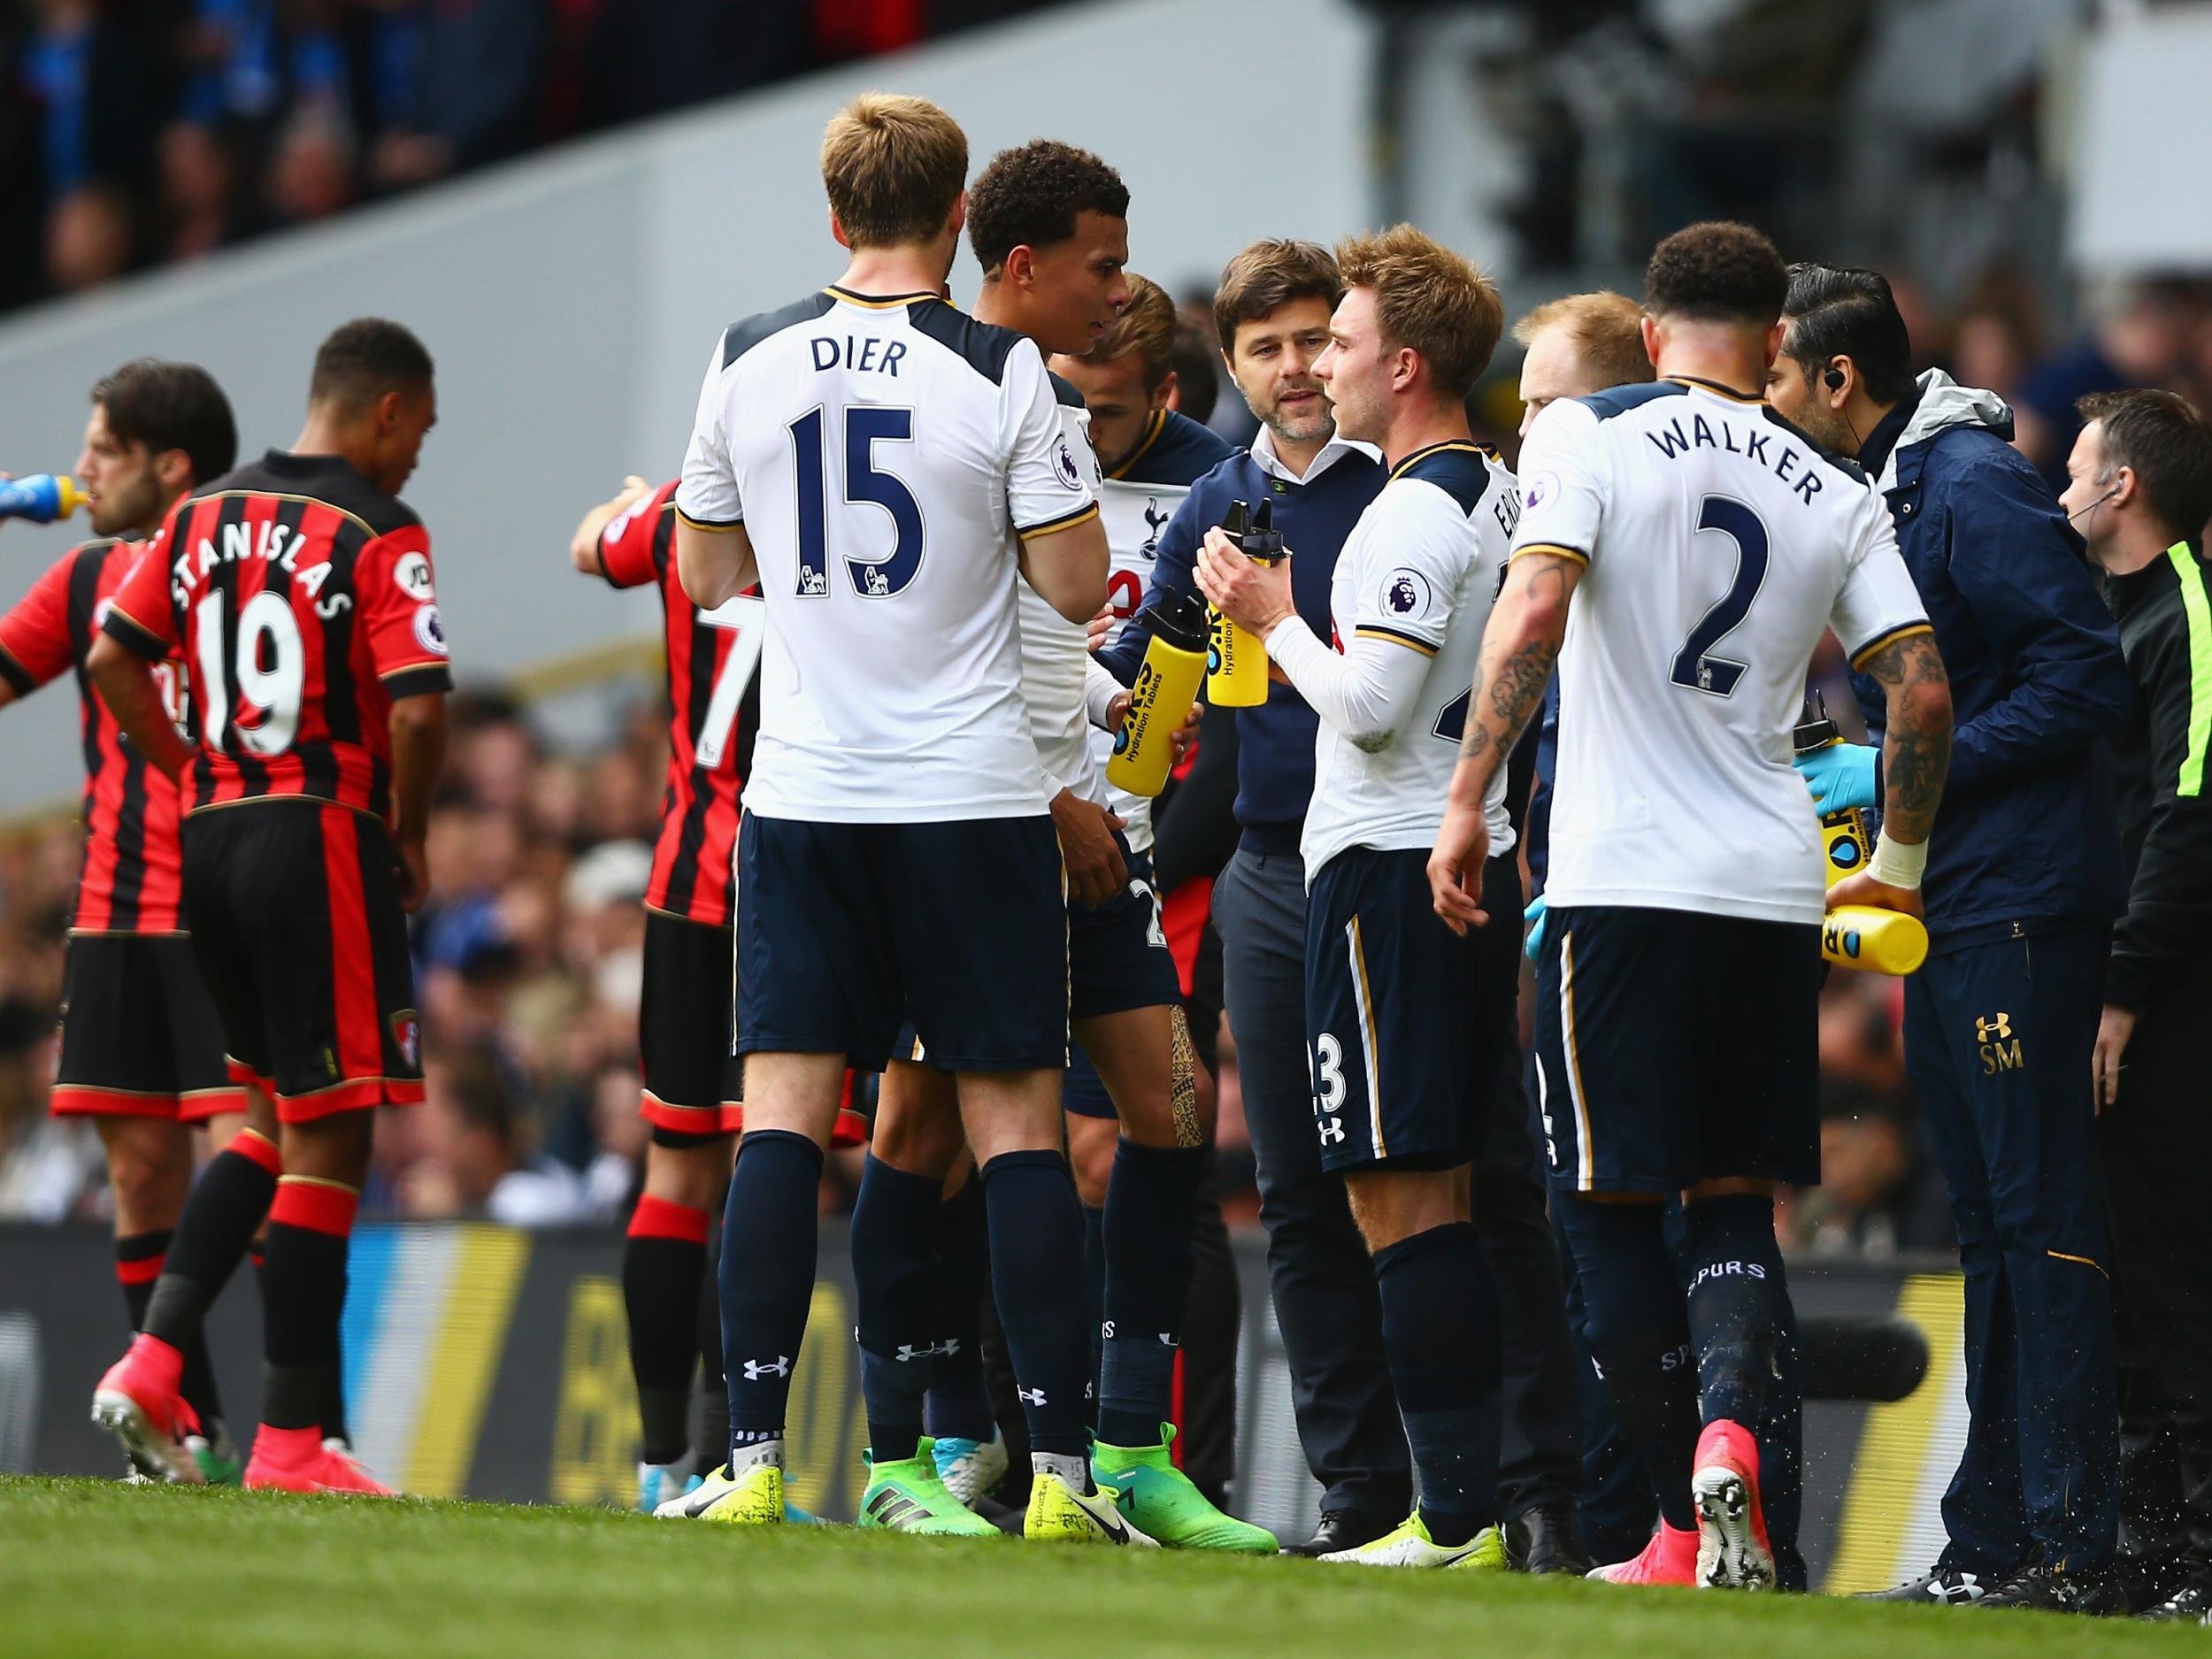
1534, 904, 1820, 1194
736, 813, 1068, 1073
1064, 839, 1180, 1118
1303, 847, 1524, 1173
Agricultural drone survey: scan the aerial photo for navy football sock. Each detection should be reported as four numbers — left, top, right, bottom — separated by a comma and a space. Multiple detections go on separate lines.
1097, 1138, 1205, 1449
1682, 1193, 1789, 1431
718, 1130, 822, 1460
851, 1154, 944, 1466
980, 1148, 1090, 1460
1561, 1194, 1701, 1532
924, 1180, 995, 1442
695, 1225, 728, 1470
1080, 1202, 1105, 1429
1374, 1221, 1502, 1547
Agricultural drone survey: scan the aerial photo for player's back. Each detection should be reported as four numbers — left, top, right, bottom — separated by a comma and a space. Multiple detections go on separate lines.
0, 535, 189, 931
685, 286, 1094, 824
111, 449, 450, 823
1518, 378, 1910, 924
1304, 442, 1520, 877
595, 478, 759, 926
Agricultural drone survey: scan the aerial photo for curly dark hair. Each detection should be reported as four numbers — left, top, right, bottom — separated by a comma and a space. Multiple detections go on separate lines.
1645, 221, 1787, 326
310, 317, 434, 411
966, 139, 1129, 274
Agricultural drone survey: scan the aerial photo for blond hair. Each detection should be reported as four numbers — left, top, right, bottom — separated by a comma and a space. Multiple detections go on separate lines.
1094, 273, 1178, 390
819, 94, 968, 250
1511, 291, 1653, 389
1334, 224, 1503, 399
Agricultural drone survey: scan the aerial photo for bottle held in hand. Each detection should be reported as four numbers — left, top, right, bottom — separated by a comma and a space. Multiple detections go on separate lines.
1795, 692, 1928, 975
1108, 594, 1208, 798
1205, 499, 1278, 708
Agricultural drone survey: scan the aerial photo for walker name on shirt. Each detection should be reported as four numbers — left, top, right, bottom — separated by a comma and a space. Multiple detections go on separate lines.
1643, 409, 1830, 507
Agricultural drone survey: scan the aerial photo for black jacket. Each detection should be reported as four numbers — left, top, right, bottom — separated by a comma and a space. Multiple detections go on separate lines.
1851, 373, 2131, 946
2104, 541, 2212, 1011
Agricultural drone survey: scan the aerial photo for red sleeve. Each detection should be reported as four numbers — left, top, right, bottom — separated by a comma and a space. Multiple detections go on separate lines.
598, 481, 679, 590
356, 525, 454, 700
0, 549, 81, 694
101, 537, 180, 661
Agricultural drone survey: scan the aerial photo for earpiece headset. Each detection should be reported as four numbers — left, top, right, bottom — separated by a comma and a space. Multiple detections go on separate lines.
1824, 362, 1862, 451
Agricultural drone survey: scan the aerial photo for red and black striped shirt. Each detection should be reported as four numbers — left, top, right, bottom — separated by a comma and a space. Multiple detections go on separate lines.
104, 451, 453, 823
598, 480, 757, 926
0, 538, 189, 933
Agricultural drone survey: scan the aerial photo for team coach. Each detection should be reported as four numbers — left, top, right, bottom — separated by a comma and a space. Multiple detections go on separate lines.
1769, 265, 2131, 1613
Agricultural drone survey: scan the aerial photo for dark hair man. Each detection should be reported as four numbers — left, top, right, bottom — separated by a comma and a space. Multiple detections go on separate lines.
1104, 238, 1428, 1558
2062, 388, 2212, 1620
1434, 222, 1949, 1591
0, 359, 245, 1482
1199, 223, 1525, 1569
88, 317, 448, 1497
1771, 262, 2132, 1613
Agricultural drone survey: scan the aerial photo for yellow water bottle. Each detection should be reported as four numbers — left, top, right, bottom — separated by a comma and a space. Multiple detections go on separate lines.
1206, 499, 1279, 707
1107, 594, 1209, 798
1794, 693, 1929, 975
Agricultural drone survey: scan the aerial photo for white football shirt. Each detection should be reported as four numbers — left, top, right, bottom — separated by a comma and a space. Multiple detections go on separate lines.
1086, 411, 1232, 855
1512, 377, 1929, 925
1297, 442, 1521, 878
1013, 387, 1106, 811
678, 287, 1099, 823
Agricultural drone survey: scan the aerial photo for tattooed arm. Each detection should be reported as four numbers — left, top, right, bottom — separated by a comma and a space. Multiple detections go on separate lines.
1863, 630, 1952, 843
1427, 552, 1582, 932
1827, 627, 1953, 918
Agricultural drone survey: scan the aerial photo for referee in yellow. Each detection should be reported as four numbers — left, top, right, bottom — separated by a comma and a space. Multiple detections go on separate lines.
2062, 388, 2212, 1620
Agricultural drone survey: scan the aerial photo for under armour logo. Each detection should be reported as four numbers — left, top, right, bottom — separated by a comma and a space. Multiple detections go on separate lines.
1975, 1012, 2011, 1043
1317, 1118, 1347, 1146
1018, 1386, 1047, 1406
742, 1356, 792, 1380
895, 1340, 958, 1363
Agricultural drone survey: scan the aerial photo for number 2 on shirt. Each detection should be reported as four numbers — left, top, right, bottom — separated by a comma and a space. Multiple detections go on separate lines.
1670, 494, 1769, 697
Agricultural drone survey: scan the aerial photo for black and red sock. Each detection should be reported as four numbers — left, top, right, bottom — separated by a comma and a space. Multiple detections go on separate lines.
259, 1176, 357, 1432
142, 1128, 280, 1357
624, 1194, 710, 1466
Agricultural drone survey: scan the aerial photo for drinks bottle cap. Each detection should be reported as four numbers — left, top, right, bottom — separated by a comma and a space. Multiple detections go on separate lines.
1792, 690, 1839, 754
1240, 499, 1285, 557
1141, 594, 1209, 654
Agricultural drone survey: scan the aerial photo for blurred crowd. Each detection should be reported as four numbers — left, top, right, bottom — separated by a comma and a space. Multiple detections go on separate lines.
0, 672, 1942, 1256
0, 0, 1051, 312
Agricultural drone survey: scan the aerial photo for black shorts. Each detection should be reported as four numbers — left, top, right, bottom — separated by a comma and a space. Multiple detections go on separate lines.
736, 812, 1068, 1073
1534, 904, 1821, 1194
180, 801, 424, 1121
641, 908, 745, 1139
51, 932, 242, 1122
1070, 835, 1181, 1024
640, 909, 868, 1148
1303, 847, 1524, 1173
1064, 841, 1181, 1118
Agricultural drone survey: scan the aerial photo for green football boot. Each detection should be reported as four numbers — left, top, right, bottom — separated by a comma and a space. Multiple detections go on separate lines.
858, 1440, 1001, 1537
1089, 1425, 1278, 1552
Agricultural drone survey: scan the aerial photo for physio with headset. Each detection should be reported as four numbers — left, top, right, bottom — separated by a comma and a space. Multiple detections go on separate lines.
1766, 264, 2136, 1614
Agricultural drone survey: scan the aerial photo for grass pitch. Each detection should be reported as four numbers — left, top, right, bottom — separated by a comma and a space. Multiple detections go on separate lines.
1, 1477, 2199, 1659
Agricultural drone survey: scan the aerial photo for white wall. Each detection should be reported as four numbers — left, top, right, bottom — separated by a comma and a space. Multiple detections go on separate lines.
0, 0, 1373, 816
2070, 5, 2212, 271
